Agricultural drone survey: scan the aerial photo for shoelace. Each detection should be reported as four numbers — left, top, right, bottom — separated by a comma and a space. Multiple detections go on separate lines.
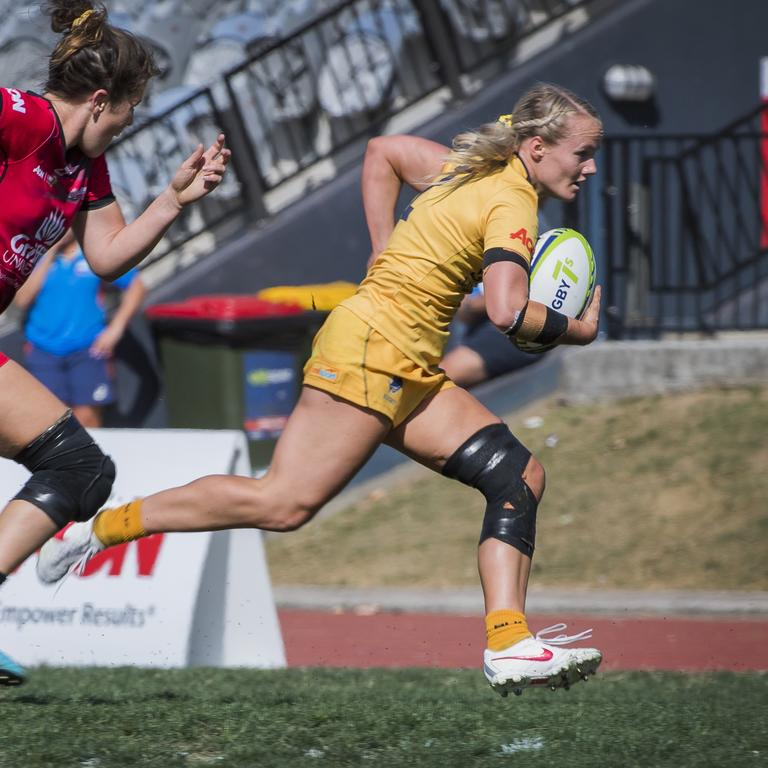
72, 544, 100, 577
53, 541, 101, 597
535, 623, 593, 645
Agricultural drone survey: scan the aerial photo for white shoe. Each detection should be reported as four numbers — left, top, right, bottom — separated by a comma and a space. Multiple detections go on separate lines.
36, 520, 105, 584
483, 623, 602, 697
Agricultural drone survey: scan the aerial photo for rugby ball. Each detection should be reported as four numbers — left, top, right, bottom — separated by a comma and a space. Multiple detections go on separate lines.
515, 228, 596, 354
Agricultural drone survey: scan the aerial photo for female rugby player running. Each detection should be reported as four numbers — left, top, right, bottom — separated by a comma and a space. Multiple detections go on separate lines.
0, 0, 231, 685
40, 83, 602, 697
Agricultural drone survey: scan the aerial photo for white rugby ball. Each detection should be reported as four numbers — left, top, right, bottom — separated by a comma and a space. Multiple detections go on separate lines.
515, 227, 596, 354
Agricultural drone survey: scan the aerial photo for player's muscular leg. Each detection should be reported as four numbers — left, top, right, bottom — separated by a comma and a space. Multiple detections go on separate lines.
139, 386, 391, 535
0, 361, 70, 458
0, 361, 69, 571
386, 386, 545, 613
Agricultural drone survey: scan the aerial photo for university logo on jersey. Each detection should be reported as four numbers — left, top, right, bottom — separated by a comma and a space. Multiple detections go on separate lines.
6, 210, 67, 274
35, 210, 67, 247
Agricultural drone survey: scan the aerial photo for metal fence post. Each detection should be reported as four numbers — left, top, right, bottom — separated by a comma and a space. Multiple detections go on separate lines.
411, 0, 466, 102
217, 101, 269, 221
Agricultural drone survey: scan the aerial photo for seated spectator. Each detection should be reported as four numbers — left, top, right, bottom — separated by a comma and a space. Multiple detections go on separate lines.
14, 229, 146, 428
441, 283, 545, 388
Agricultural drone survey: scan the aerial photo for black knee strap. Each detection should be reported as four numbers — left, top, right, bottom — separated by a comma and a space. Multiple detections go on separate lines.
443, 423, 538, 557
13, 411, 116, 528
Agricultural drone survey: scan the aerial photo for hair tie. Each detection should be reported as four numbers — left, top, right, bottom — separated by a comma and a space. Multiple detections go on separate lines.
497, 113, 514, 128
71, 9, 95, 30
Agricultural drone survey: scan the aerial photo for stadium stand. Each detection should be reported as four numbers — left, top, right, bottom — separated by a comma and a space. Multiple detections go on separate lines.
104, 0, 603, 263
0, 5, 56, 92
3, 0, 766, 356
3, 0, 608, 273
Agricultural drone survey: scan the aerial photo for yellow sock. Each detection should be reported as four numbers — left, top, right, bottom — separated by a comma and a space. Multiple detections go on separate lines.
485, 610, 532, 651
93, 499, 147, 547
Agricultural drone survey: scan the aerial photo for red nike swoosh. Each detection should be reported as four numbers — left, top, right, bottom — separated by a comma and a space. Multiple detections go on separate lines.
493, 649, 554, 662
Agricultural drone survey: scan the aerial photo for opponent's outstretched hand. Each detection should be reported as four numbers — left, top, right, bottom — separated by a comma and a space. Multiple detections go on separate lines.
169, 134, 231, 208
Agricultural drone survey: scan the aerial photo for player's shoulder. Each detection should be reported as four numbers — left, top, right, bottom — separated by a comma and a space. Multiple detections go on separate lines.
0, 89, 56, 159
0, 89, 52, 123
481, 166, 538, 212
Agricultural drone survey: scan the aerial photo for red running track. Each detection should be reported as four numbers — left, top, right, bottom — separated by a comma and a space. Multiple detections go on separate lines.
278, 610, 768, 672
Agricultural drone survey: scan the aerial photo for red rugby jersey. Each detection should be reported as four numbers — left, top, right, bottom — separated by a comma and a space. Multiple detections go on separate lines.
0, 88, 114, 314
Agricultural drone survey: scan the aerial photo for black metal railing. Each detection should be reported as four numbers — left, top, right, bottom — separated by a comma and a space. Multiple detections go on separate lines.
570, 105, 768, 338
108, 87, 248, 267
222, 0, 598, 192
105, 0, 600, 263
224, 0, 442, 191
437, 0, 591, 75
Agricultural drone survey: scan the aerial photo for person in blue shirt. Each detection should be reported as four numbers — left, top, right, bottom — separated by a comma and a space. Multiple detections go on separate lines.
15, 229, 147, 429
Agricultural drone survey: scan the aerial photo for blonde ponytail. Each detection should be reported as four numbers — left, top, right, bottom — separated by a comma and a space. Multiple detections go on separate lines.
432, 83, 600, 191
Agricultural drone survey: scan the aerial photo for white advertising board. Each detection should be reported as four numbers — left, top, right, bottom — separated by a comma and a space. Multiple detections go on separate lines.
0, 429, 285, 669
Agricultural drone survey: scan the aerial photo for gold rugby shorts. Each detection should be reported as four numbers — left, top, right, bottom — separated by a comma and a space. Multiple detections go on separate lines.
303, 306, 454, 427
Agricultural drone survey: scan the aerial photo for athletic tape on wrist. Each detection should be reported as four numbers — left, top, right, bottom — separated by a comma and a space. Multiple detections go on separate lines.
504, 301, 568, 345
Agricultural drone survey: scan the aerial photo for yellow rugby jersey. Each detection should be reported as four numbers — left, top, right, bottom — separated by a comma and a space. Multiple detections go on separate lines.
341, 155, 538, 370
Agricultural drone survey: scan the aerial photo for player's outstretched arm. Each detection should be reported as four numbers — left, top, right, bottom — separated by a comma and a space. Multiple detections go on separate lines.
75, 135, 231, 281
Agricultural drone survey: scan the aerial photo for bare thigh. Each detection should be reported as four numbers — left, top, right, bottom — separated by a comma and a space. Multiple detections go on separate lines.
262, 385, 392, 512
387, 386, 543, 494
0, 360, 69, 459
385, 385, 501, 470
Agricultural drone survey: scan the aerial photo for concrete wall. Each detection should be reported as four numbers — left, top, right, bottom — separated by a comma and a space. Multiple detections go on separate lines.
559, 336, 768, 403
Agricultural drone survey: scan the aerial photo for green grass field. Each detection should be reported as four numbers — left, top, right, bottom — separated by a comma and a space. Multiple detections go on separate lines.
5, 390, 766, 767
2, 669, 766, 768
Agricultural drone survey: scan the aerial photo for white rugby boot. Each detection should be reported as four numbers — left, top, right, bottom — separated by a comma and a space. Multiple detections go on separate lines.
483, 623, 602, 697
36, 520, 105, 584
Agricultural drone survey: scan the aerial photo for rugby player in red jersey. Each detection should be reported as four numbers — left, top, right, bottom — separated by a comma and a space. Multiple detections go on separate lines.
0, 0, 231, 685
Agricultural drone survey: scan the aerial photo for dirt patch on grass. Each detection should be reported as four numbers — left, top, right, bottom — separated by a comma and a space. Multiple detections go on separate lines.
266, 387, 768, 591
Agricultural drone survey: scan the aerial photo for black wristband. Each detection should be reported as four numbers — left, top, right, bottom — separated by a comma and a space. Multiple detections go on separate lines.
537, 305, 569, 344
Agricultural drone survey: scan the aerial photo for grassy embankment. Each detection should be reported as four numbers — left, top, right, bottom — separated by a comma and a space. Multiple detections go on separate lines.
266, 386, 768, 591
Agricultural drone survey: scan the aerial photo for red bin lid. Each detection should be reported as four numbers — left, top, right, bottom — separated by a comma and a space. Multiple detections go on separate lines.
146, 295, 304, 321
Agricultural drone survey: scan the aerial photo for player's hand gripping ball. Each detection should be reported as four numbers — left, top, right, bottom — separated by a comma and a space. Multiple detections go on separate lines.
516, 227, 596, 353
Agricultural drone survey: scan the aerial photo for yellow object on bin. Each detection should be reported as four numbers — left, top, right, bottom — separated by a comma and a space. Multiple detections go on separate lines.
256, 281, 358, 311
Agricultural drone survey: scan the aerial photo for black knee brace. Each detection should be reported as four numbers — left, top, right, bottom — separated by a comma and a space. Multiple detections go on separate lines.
442, 422, 538, 557
13, 411, 116, 529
